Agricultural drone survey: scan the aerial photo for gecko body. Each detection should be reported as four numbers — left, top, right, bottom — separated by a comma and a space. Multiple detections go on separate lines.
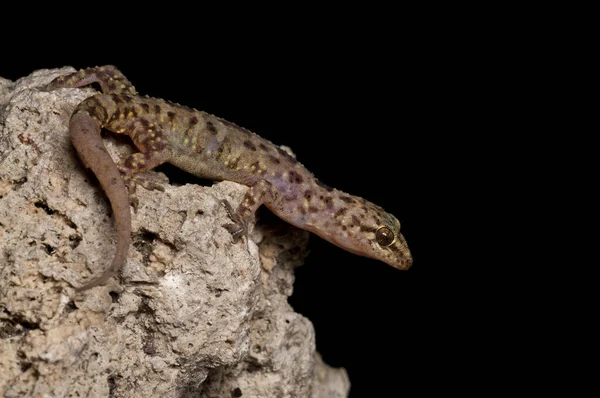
46, 66, 412, 290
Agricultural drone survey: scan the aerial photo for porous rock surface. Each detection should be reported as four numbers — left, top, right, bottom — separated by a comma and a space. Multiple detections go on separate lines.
0, 68, 350, 397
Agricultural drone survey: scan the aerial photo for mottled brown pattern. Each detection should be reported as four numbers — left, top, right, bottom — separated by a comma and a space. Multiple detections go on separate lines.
334, 207, 348, 218
288, 171, 303, 184
46, 65, 412, 289
111, 94, 124, 105
167, 111, 176, 122
276, 147, 296, 163
243, 140, 257, 151
206, 121, 217, 134
83, 97, 108, 121
340, 195, 355, 204
249, 161, 261, 171
228, 156, 240, 169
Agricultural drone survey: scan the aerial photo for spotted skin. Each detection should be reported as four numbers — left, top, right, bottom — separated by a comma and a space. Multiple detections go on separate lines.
47, 66, 412, 290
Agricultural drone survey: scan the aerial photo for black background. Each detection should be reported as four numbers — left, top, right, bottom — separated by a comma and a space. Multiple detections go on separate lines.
2, 20, 485, 396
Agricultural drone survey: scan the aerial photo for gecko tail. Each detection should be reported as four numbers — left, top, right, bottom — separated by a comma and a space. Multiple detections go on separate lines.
70, 110, 132, 291
75, 257, 124, 291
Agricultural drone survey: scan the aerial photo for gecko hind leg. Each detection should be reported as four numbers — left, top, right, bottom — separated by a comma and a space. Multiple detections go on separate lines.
113, 119, 173, 210
45, 65, 137, 96
116, 150, 171, 211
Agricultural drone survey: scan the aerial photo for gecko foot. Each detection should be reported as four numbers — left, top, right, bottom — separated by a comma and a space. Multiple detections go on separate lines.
132, 174, 166, 192
221, 200, 247, 243
119, 168, 166, 212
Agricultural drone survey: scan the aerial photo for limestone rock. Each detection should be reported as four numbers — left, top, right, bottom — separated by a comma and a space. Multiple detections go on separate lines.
0, 68, 350, 397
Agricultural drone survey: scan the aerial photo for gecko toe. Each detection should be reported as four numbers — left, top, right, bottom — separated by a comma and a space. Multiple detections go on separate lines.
223, 222, 247, 243
134, 175, 165, 192
129, 195, 139, 212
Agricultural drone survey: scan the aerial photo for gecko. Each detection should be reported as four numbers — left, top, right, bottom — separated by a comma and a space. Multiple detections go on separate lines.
45, 66, 412, 290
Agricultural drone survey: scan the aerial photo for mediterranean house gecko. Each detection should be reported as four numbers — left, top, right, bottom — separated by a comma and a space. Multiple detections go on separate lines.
46, 66, 412, 290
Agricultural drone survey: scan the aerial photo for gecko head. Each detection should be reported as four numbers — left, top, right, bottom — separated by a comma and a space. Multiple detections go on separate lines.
361, 212, 413, 270
370, 217, 413, 270
317, 199, 413, 270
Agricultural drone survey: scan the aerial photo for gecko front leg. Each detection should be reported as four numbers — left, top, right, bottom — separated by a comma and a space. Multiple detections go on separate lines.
222, 179, 279, 242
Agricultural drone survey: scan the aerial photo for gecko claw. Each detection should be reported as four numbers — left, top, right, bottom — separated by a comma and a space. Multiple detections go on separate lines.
119, 177, 139, 212
223, 222, 247, 243
130, 195, 140, 213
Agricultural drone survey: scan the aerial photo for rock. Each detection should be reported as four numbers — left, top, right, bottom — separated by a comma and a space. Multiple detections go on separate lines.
0, 68, 350, 397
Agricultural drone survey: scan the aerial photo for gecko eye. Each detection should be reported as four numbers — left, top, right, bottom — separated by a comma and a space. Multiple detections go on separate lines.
375, 226, 395, 247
